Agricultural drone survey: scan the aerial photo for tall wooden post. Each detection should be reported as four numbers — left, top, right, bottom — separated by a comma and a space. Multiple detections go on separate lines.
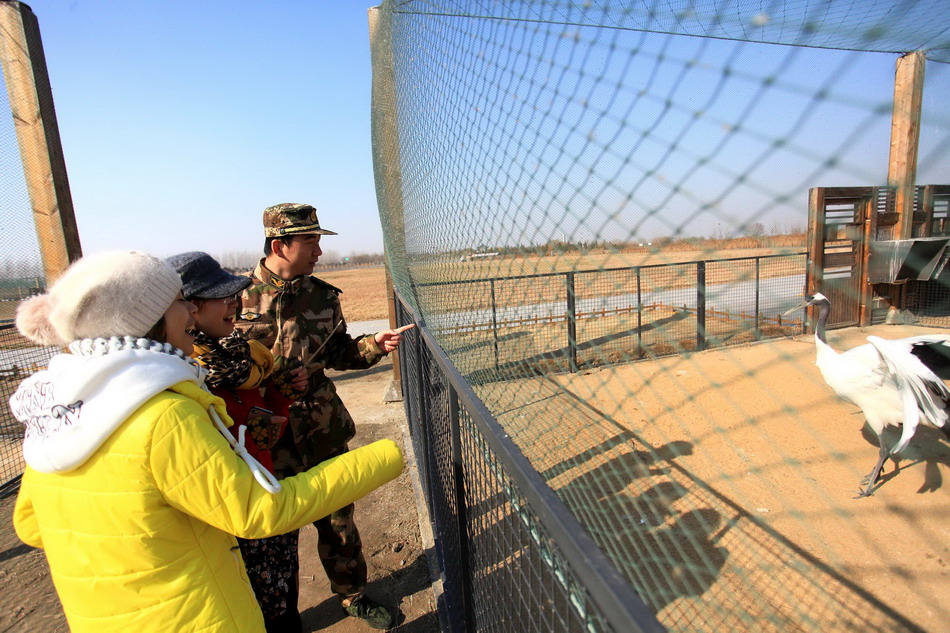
889, 51, 925, 240
0, 1, 81, 282
382, 264, 403, 402
805, 188, 826, 334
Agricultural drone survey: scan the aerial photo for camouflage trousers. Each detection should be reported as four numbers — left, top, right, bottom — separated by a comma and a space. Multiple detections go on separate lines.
315, 501, 367, 599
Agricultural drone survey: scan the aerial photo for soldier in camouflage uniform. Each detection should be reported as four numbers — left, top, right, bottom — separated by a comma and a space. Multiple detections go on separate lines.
235, 203, 413, 631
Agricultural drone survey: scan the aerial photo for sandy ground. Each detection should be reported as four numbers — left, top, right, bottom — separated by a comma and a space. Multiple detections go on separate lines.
2, 315, 949, 632
0, 358, 440, 633
480, 323, 949, 632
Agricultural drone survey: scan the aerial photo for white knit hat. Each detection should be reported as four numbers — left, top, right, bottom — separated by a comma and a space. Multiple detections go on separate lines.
16, 251, 183, 346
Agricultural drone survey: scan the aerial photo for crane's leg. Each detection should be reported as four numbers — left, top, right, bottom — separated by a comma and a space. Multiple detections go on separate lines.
855, 442, 890, 498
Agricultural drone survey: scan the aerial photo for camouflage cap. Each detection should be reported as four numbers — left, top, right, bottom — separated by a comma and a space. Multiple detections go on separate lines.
263, 203, 338, 238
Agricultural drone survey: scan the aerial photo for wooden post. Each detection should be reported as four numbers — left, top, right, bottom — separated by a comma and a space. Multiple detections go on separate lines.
806, 188, 826, 295
805, 188, 827, 333
889, 51, 925, 240
0, 1, 81, 282
859, 190, 878, 326
382, 263, 403, 402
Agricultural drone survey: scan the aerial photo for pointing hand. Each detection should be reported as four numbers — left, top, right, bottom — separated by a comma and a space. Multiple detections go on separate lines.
374, 324, 416, 353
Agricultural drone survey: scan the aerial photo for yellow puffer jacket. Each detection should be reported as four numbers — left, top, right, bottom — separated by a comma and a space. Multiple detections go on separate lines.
14, 381, 403, 632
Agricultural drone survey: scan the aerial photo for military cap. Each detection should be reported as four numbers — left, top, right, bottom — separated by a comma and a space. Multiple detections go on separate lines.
263, 203, 337, 238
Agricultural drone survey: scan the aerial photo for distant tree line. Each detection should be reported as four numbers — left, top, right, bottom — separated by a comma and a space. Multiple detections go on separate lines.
213, 250, 385, 272
442, 229, 807, 260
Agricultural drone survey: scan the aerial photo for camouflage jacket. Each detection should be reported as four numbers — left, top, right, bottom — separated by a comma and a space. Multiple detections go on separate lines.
235, 259, 386, 474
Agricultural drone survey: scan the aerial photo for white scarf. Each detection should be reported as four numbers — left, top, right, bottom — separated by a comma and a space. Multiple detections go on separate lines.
9, 337, 204, 473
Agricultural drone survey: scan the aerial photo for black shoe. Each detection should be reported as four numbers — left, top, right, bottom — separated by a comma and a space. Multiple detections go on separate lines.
342, 595, 396, 630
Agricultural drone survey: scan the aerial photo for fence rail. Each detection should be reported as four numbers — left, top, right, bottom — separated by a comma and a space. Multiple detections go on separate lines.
395, 290, 665, 633
415, 252, 807, 377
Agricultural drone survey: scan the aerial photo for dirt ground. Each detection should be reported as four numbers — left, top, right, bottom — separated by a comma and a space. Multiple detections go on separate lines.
317, 267, 389, 323
481, 323, 950, 632
0, 357, 441, 633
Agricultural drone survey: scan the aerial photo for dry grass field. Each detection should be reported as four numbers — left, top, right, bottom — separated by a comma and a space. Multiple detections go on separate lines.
418, 245, 804, 282
315, 266, 389, 322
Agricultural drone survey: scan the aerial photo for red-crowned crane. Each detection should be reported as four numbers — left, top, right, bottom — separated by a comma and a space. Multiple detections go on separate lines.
785, 292, 950, 497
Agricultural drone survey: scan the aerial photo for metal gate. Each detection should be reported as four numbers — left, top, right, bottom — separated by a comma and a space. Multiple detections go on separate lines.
807, 186, 894, 329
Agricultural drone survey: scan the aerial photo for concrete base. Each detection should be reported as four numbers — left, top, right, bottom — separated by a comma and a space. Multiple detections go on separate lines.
383, 378, 403, 403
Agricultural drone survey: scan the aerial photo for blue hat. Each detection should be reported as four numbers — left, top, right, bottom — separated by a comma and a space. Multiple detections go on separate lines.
166, 252, 252, 300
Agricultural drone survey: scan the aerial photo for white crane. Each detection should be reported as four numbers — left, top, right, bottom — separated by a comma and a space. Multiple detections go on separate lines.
785, 292, 950, 497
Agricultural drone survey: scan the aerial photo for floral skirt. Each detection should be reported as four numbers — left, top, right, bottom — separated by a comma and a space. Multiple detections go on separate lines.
238, 530, 300, 621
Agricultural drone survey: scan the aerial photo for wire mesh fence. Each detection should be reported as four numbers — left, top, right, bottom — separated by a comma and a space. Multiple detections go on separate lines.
0, 35, 46, 315
0, 323, 55, 494
418, 252, 806, 381
397, 295, 663, 632
371, 1, 950, 631
0, 21, 55, 492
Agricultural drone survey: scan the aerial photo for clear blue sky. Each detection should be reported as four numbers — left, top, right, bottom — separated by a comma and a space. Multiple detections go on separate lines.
19, 0, 385, 260
5, 1, 950, 264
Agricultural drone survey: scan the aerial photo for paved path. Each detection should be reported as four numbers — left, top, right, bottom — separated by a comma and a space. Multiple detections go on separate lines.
346, 319, 391, 338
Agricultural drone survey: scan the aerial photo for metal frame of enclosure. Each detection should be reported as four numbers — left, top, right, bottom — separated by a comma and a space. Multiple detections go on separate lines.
393, 289, 665, 633
416, 252, 806, 377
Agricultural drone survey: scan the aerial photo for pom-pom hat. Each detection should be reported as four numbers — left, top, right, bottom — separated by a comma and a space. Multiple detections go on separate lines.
15, 251, 182, 346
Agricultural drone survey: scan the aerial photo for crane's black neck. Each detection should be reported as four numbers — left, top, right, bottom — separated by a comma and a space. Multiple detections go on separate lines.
813, 298, 830, 344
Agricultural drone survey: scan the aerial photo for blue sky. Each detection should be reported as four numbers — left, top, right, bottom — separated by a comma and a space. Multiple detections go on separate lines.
11, 0, 385, 261
3, 1, 949, 265
388, 10, 949, 252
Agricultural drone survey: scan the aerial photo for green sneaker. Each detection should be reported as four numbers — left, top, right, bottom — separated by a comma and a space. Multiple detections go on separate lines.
342, 595, 396, 630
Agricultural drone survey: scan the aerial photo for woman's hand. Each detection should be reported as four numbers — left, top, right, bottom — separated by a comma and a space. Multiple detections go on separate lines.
289, 366, 309, 392
374, 324, 415, 353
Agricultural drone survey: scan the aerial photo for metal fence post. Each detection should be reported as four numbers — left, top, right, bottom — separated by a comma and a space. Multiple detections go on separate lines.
753, 257, 762, 339
696, 261, 707, 351
413, 323, 436, 516
566, 272, 578, 372
448, 385, 476, 633
490, 279, 499, 369
636, 268, 642, 356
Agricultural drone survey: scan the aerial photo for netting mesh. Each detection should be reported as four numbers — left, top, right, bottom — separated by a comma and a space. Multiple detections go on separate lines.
400, 0, 950, 63
0, 46, 52, 491
372, 1, 950, 631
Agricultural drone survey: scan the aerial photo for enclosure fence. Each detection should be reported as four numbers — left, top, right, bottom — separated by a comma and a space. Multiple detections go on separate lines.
417, 251, 806, 380
396, 292, 925, 633
371, 1, 950, 631
0, 1, 75, 494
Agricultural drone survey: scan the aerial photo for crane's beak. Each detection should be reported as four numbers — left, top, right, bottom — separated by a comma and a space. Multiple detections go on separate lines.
782, 298, 809, 316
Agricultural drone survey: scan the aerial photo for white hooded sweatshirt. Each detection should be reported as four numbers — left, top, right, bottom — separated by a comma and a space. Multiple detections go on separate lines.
9, 337, 203, 474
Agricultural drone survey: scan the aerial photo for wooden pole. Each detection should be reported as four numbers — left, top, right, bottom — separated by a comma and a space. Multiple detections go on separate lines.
0, 1, 81, 283
382, 263, 404, 403
858, 190, 878, 326
888, 51, 925, 240
805, 188, 826, 334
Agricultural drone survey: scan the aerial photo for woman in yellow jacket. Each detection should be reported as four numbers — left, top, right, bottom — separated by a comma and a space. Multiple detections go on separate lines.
9, 251, 403, 633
